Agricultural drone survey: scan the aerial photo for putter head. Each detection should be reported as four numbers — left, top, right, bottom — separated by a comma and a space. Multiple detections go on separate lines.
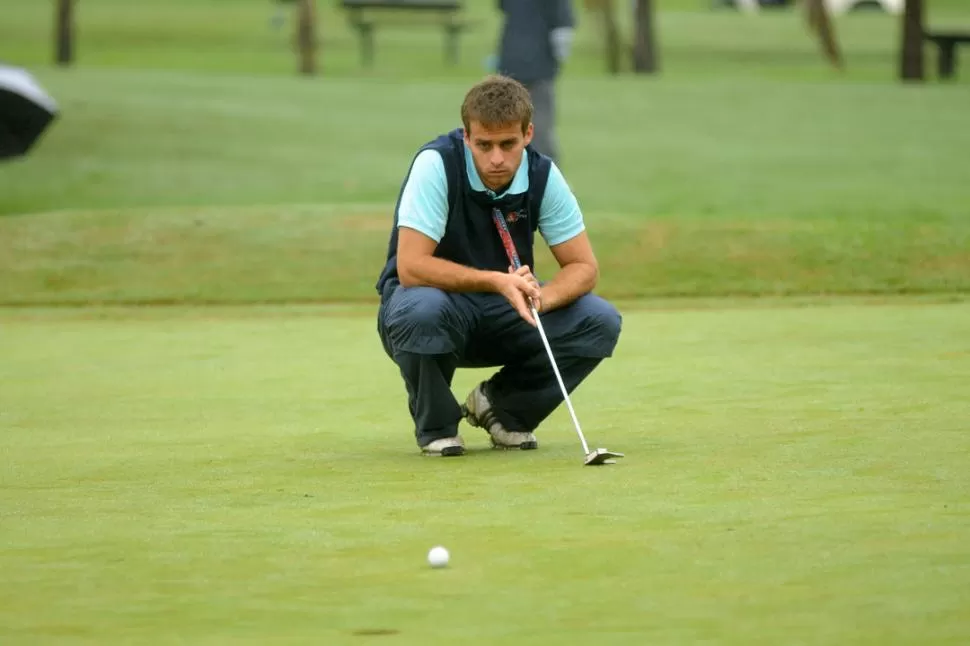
584, 448, 625, 466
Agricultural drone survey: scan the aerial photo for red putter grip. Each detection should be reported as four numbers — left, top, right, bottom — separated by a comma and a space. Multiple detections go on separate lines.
491, 208, 522, 270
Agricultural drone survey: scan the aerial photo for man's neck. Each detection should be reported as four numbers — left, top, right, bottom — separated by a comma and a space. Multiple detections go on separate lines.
485, 180, 513, 195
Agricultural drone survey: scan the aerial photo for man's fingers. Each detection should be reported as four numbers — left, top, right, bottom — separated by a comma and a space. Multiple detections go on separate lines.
514, 294, 536, 327
514, 266, 541, 298
512, 275, 541, 301
500, 274, 538, 326
521, 306, 536, 327
524, 280, 541, 302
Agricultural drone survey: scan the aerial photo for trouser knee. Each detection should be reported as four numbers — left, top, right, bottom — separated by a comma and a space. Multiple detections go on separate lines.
569, 294, 622, 358
381, 286, 466, 356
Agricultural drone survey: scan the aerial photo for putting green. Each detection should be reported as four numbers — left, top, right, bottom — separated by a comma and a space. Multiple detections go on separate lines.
2, 301, 967, 644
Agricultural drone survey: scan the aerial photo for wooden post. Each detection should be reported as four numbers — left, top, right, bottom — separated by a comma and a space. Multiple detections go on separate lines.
55, 0, 75, 66
900, 0, 925, 81
602, 0, 621, 75
297, 0, 317, 76
632, 0, 659, 74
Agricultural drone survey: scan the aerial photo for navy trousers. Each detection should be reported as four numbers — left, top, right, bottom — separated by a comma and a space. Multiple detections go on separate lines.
377, 278, 622, 447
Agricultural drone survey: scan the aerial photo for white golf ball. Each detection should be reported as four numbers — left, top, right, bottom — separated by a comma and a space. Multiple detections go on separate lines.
427, 546, 449, 568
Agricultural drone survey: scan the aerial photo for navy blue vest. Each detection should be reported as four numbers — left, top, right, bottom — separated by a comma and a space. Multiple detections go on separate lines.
375, 128, 552, 298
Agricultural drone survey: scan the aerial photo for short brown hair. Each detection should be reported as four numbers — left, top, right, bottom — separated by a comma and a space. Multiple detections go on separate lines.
461, 75, 533, 134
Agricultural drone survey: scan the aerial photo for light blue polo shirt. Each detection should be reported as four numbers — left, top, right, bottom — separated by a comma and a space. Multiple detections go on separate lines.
396, 143, 585, 247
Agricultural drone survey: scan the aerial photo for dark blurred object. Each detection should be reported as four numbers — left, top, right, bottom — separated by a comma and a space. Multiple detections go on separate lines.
55, 0, 76, 66
806, 0, 843, 69
923, 31, 970, 80
632, 0, 659, 74
585, 0, 621, 75
297, 0, 318, 75
900, 0, 925, 81
0, 65, 59, 161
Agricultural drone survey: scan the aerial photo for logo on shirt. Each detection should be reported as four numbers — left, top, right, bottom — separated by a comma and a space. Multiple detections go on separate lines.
505, 209, 526, 225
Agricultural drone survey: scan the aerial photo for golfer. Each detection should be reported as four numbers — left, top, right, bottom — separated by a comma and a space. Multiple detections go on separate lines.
375, 75, 621, 457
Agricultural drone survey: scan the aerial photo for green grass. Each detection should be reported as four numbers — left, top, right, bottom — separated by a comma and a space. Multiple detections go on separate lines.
1, 1, 969, 302
2, 2, 969, 303
2, 204, 969, 304
2, 302, 969, 644
2, 3, 968, 643
2, 67, 970, 219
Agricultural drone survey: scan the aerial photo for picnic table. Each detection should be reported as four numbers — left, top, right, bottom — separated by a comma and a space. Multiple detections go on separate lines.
923, 30, 970, 80
340, 0, 472, 67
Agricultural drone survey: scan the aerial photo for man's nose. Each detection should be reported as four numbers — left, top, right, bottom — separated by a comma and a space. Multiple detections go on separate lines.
490, 149, 504, 166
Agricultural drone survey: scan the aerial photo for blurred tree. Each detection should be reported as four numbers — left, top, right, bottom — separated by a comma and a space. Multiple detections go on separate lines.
55, 0, 75, 66
632, 0, 659, 74
584, 0, 848, 75
900, 0, 925, 81
804, 0, 843, 69
584, 0, 621, 74
296, 0, 317, 75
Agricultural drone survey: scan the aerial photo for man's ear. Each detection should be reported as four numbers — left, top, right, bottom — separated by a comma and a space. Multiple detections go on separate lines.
464, 121, 478, 146
523, 122, 534, 146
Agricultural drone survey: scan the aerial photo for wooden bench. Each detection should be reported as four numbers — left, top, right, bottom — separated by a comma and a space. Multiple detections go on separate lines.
340, 0, 471, 67
923, 30, 970, 79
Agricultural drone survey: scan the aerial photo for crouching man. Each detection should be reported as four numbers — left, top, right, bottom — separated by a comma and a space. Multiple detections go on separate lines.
375, 75, 622, 457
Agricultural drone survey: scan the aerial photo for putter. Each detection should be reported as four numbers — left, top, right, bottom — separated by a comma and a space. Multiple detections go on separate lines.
490, 208, 624, 467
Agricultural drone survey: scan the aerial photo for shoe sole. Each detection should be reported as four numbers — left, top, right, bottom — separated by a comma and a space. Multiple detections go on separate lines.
461, 404, 538, 451
490, 439, 538, 451
423, 445, 465, 457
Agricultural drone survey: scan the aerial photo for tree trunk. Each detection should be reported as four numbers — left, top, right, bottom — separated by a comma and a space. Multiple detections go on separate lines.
632, 0, 659, 74
55, 0, 75, 66
900, 0, 925, 81
601, 0, 621, 75
296, 0, 317, 76
805, 0, 843, 70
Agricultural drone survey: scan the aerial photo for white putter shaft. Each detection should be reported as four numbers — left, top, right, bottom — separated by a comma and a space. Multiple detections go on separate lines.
492, 206, 623, 466
528, 300, 589, 455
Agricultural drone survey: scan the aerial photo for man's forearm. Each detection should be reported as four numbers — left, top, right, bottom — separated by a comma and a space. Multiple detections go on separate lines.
399, 256, 500, 293
540, 262, 597, 312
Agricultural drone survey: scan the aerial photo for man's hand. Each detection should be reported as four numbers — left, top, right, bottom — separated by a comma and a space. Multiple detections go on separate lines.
511, 265, 542, 309
496, 265, 542, 326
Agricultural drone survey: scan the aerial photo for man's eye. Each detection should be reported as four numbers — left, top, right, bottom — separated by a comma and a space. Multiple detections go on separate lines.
501, 142, 514, 150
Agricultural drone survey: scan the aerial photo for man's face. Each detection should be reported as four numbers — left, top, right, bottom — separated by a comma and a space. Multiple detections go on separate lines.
464, 120, 534, 191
